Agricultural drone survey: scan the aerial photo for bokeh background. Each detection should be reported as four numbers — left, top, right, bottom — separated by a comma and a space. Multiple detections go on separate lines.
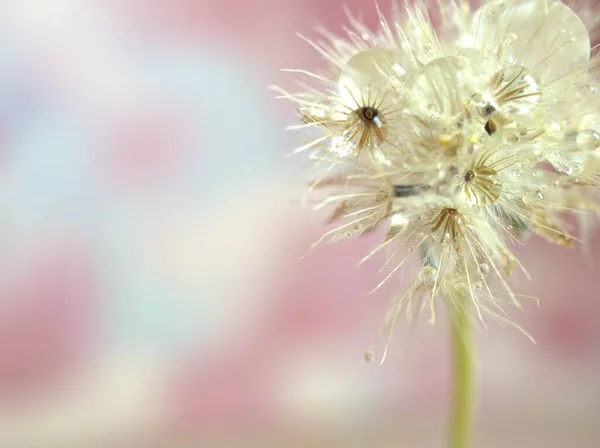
0, 1, 598, 447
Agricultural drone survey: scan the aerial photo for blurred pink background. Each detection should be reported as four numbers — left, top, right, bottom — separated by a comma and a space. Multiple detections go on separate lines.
0, 1, 598, 447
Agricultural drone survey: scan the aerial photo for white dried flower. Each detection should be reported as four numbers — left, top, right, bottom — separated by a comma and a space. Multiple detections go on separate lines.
275, 0, 600, 363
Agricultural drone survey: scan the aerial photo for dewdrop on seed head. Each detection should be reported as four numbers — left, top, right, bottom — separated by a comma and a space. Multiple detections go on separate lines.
577, 113, 600, 150
277, 0, 600, 362
338, 48, 406, 101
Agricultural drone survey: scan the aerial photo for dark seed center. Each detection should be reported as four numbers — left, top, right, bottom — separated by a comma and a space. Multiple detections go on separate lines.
358, 106, 378, 122
393, 184, 430, 198
482, 103, 496, 116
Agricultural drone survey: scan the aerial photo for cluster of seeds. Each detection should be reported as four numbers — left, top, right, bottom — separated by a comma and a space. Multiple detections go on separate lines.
275, 0, 600, 362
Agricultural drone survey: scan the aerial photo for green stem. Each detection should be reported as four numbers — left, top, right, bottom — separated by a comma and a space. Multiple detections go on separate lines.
449, 304, 475, 448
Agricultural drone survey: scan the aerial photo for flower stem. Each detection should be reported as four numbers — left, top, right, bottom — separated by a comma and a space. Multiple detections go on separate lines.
449, 303, 475, 448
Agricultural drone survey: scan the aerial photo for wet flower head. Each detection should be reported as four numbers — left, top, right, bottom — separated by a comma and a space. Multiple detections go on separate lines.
275, 0, 600, 362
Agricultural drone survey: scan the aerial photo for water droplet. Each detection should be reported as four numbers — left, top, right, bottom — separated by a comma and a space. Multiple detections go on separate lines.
470, 93, 484, 106
338, 48, 405, 100
537, 190, 545, 200
506, 32, 518, 43
408, 246, 414, 253
475, 0, 510, 23
510, 168, 523, 177
473, 281, 484, 293
412, 57, 470, 116
573, 83, 599, 96
484, 1, 590, 80
532, 169, 540, 177
453, 280, 469, 295
419, 266, 437, 286
364, 350, 377, 363
504, 130, 521, 144
548, 122, 563, 139
576, 129, 600, 150
479, 263, 490, 276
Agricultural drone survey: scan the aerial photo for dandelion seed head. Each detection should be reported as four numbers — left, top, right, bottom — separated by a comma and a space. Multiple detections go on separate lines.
277, 0, 600, 360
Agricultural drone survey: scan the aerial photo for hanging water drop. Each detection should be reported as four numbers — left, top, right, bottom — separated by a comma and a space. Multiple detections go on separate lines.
419, 266, 437, 286
510, 168, 523, 177
364, 349, 377, 364
576, 129, 600, 150
479, 263, 490, 276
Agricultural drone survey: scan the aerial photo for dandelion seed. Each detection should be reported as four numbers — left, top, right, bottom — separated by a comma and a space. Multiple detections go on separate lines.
276, 0, 600, 360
